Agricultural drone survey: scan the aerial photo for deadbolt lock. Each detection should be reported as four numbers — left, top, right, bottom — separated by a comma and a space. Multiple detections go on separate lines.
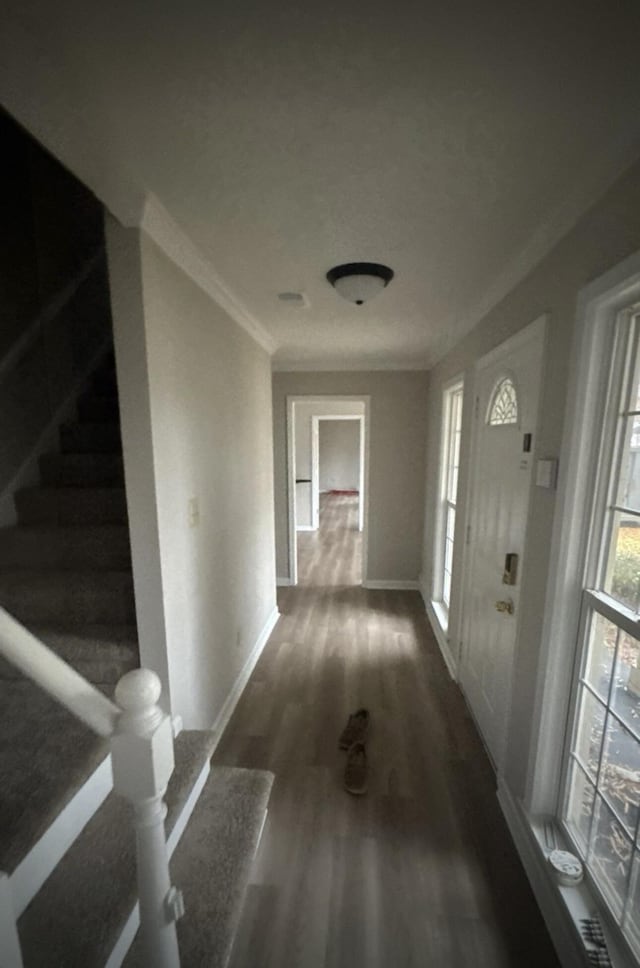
495, 599, 515, 615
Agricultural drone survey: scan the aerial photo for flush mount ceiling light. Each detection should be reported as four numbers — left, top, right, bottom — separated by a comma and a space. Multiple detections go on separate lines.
326, 262, 394, 305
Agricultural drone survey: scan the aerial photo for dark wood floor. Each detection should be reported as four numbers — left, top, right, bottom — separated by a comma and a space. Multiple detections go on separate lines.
214, 494, 559, 967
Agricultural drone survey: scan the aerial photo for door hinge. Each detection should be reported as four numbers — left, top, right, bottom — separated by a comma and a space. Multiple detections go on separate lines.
474, 396, 480, 419
466, 524, 472, 545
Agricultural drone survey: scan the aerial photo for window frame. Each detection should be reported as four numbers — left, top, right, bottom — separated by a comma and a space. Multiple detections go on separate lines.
432, 377, 464, 629
558, 308, 640, 953
524, 249, 640, 968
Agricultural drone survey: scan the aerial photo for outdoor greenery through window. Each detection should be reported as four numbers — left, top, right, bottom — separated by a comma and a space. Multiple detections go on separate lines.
436, 382, 463, 615
563, 309, 640, 959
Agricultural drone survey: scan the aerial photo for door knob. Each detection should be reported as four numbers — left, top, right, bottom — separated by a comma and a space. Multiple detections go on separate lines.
495, 599, 514, 615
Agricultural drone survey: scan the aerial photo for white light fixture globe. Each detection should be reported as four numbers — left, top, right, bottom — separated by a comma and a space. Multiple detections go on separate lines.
327, 262, 394, 305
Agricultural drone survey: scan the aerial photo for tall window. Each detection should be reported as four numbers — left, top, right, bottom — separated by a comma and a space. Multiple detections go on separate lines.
434, 381, 463, 620
562, 309, 640, 958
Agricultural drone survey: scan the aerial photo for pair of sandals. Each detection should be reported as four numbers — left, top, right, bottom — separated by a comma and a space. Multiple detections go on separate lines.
338, 708, 369, 795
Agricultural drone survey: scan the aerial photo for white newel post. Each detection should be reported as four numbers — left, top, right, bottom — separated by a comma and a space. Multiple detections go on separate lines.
111, 669, 182, 968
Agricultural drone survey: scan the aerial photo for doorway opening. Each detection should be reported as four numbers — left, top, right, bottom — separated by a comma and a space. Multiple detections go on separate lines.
286, 396, 370, 586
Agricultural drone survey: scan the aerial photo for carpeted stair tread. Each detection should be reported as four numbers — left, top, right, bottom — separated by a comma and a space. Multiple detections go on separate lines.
39, 452, 124, 488
15, 486, 128, 526
18, 730, 217, 968
0, 569, 135, 625
0, 524, 131, 570
60, 421, 122, 454
0, 677, 109, 875
0, 625, 138, 684
126, 766, 275, 968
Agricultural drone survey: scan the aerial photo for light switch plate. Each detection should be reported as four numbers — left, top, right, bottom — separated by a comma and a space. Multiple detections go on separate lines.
535, 458, 558, 489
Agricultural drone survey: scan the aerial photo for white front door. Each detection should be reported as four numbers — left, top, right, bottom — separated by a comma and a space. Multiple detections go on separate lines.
460, 318, 545, 770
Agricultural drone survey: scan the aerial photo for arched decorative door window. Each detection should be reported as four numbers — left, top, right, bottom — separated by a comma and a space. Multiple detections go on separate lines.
488, 377, 518, 425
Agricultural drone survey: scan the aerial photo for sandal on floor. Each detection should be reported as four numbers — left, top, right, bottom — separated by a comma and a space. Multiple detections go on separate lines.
344, 742, 368, 796
338, 708, 370, 750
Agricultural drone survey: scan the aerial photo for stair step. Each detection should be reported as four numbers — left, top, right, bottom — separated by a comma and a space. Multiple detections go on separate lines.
0, 625, 138, 685
15, 487, 127, 525
39, 453, 124, 487
18, 730, 217, 968
0, 570, 135, 625
0, 677, 110, 883
0, 525, 131, 569
125, 766, 274, 968
60, 421, 121, 454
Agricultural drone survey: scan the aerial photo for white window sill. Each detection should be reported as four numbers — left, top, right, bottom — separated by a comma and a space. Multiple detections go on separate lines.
431, 599, 449, 634
500, 782, 637, 968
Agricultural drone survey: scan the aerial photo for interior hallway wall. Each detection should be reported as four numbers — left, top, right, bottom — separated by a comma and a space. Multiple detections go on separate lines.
421, 154, 640, 802
273, 371, 429, 583
319, 420, 360, 492
107, 217, 277, 729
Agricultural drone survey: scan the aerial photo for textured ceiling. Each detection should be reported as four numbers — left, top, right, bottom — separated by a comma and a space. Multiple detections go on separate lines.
3, 0, 640, 368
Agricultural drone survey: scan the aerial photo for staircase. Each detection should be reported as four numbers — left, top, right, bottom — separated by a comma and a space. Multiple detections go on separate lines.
0, 353, 274, 966
0, 353, 137, 687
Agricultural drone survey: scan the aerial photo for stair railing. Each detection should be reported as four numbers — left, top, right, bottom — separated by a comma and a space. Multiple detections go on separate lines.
0, 605, 183, 968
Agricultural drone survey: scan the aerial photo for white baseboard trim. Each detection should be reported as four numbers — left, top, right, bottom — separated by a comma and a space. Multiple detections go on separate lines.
210, 606, 280, 748
496, 780, 590, 968
362, 580, 419, 590
418, 578, 458, 680
276, 577, 292, 587
11, 752, 113, 916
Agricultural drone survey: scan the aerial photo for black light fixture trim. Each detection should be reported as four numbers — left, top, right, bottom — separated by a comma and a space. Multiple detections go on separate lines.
326, 262, 394, 305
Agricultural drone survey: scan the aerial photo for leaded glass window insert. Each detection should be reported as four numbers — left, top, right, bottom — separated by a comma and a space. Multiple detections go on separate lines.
488, 377, 518, 425
562, 310, 640, 959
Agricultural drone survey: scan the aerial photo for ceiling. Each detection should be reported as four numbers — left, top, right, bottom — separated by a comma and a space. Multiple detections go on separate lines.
3, 0, 640, 369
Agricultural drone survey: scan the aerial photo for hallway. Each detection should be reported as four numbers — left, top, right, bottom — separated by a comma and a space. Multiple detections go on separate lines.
297, 492, 363, 586
214, 498, 559, 967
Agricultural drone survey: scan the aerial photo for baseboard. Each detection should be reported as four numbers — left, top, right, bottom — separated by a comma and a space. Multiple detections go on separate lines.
418, 579, 458, 680
496, 781, 588, 968
11, 752, 113, 917
276, 577, 292, 587
362, 580, 419, 590
209, 607, 280, 748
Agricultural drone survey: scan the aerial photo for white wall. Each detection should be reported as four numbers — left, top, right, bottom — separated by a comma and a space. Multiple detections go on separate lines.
319, 420, 360, 491
273, 373, 429, 582
421, 155, 640, 802
107, 217, 277, 729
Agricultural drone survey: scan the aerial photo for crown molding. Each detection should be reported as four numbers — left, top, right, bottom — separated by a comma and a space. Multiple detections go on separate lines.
271, 357, 430, 373
139, 196, 277, 356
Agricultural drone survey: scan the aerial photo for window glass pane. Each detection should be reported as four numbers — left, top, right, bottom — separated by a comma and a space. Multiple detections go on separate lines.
618, 415, 640, 513
611, 629, 640, 737
565, 760, 596, 855
584, 613, 617, 702
624, 851, 640, 958
488, 378, 518, 425
589, 795, 633, 918
603, 512, 640, 611
573, 686, 607, 780
600, 715, 640, 836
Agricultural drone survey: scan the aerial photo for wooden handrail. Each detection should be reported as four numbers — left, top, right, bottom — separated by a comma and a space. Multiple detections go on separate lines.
0, 606, 119, 737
